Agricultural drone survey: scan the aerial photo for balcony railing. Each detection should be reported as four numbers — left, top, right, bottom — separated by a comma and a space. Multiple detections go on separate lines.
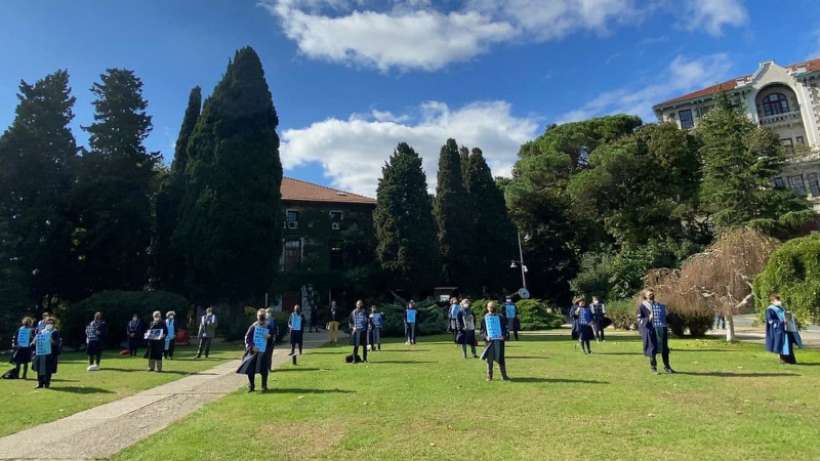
758, 110, 802, 126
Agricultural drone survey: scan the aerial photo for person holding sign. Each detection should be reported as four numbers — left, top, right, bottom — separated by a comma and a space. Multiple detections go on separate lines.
11, 317, 35, 379
405, 301, 418, 345
574, 297, 594, 354
164, 311, 177, 360
503, 297, 519, 341
85, 312, 108, 371
31, 317, 61, 389
144, 311, 168, 372
456, 299, 478, 359
349, 300, 369, 363
368, 305, 384, 352
480, 301, 509, 381
237, 309, 274, 392
288, 305, 305, 365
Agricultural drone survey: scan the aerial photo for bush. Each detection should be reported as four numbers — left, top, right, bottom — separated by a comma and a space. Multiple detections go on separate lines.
378, 298, 447, 337
606, 299, 636, 330
666, 305, 713, 337
61, 290, 190, 348
753, 233, 820, 324
217, 306, 290, 343
516, 299, 563, 330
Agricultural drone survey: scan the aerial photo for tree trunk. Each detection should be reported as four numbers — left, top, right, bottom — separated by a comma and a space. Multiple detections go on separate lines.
725, 313, 735, 342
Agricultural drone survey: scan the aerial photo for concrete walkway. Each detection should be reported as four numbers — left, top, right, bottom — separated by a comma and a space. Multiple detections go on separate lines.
0, 331, 332, 461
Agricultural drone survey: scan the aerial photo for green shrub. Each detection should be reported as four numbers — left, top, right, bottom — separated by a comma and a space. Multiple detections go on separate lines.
666, 307, 713, 337
606, 299, 636, 330
753, 233, 820, 323
378, 298, 447, 337
61, 290, 190, 348
516, 299, 563, 330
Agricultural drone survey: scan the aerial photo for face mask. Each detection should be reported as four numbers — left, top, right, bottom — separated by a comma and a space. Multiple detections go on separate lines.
45, 324, 54, 331
773, 301, 782, 307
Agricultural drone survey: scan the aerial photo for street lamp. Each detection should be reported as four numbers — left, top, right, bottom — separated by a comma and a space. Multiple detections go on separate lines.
510, 232, 528, 290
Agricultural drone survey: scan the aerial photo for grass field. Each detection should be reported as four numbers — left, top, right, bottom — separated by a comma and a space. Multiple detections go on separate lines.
113, 331, 820, 461
0, 342, 241, 437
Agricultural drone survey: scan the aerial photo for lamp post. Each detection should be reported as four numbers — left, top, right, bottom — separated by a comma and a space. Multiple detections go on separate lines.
510, 231, 528, 290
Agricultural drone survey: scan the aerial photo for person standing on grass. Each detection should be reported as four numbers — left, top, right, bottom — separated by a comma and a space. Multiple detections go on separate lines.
765, 294, 802, 364
196, 306, 217, 359
127, 314, 143, 357
503, 297, 519, 341
591, 296, 606, 342
637, 289, 674, 374
480, 301, 509, 381
85, 312, 107, 371
448, 297, 460, 345
405, 300, 418, 345
368, 305, 384, 352
237, 308, 273, 392
265, 307, 279, 372
574, 297, 594, 354
164, 311, 177, 360
328, 300, 341, 344
350, 300, 369, 363
35, 311, 50, 334
145, 311, 167, 372
10, 317, 35, 379
457, 299, 478, 359
31, 317, 61, 389
309, 304, 321, 333
288, 305, 305, 365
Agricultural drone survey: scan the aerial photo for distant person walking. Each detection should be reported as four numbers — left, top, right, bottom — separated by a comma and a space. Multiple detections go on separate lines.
503, 297, 519, 340
309, 304, 321, 333
31, 317, 61, 389
349, 300, 369, 363
288, 305, 305, 365
85, 312, 108, 370
480, 301, 509, 381
765, 294, 802, 364
328, 300, 341, 345
164, 311, 177, 360
591, 296, 606, 342
10, 317, 35, 379
368, 305, 384, 351
405, 301, 418, 345
265, 307, 279, 372
127, 314, 143, 357
574, 297, 594, 354
456, 299, 478, 359
237, 309, 274, 392
144, 311, 167, 372
196, 307, 217, 359
448, 297, 460, 345
637, 289, 674, 374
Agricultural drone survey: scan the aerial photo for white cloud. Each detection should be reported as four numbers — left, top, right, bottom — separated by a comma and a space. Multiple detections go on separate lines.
683, 0, 748, 36
558, 53, 732, 123
280, 100, 539, 195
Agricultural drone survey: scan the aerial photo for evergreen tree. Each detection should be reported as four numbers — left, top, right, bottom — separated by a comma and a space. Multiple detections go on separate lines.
465, 148, 516, 292
0, 70, 78, 308
175, 47, 282, 304
433, 138, 472, 286
699, 94, 807, 230
154, 87, 201, 292
374, 142, 439, 294
71, 68, 159, 295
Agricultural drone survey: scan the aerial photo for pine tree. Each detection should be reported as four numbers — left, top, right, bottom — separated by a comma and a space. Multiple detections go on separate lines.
175, 47, 282, 304
465, 148, 516, 292
0, 70, 78, 307
433, 138, 472, 286
374, 142, 439, 294
154, 86, 201, 292
71, 68, 159, 295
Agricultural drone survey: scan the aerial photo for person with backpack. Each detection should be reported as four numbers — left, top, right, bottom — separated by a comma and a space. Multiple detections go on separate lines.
405, 301, 418, 345
237, 308, 274, 392
85, 312, 108, 371
10, 317, 35, 379
349, 300, 369, 363
288, 305, 305, 365
127, 314, 143, 357
196, 306, 218, 359
31, 317, 61, 389
480, 301, 509, 381
368, 305, 384, 352
456, 299, 478, 359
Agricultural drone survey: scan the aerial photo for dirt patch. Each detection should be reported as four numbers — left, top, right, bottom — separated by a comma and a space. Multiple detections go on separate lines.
260, 421, 345, 460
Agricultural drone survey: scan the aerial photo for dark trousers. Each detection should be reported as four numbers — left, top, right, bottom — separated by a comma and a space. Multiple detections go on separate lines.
462, 337, 476, 358
650, 327, 671, 369
369, 328, 381, 350
593, 316, 605, 341
164, 341, 175, 359
580, 338, 591, 353
486, 340, 508, 379
247, 370, 269, 390
405, 323, 416, 344
353, 330, 368, 362
128, 337, 140, 356
37, 372, 52, 388
780, 332, 798, 364
290, 330, 304, 355
197, 337, 212, 358
507, 319, 519, 340
88, 353, 101, 366
14, 363, 29, 379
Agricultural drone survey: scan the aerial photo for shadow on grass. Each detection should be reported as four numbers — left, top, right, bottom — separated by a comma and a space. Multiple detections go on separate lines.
273, 368, 321, 373
676, 371, 800, 378
368, 360, 436, 365
509, 377, 608, 384
49, 386, 115, 394
674, 349, 736, 353
507, 356, 549, 360
101, 368, 217, 376
796, 362, 820, 367
268, 388, 354, 394
381, 349, 431, 353
50, 378, 79, 383
593, 352, 640, 356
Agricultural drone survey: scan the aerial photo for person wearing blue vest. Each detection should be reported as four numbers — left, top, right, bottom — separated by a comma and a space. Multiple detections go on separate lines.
11, 317, 35, 379
31, 317, 61, 389
350, 300, 369, 363
237, 309, 274, 392
164, 311, 177, 359
288, 305, 305, 365
456, 299, 478, 359
480, 301, 509, 381
591, 296, 607, 342
85, 312, 108, 370
765, 294, 802, 364
368, 305, 384, 351
574, 297, 594, 354
637, 289, 674, 374
264, 307, 279, 371
405, 301, 418, 345
503, 297, 519, 340
448, 297, 460, 345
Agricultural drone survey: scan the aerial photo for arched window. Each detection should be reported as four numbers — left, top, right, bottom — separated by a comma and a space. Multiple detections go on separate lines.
760, 93, 790, 116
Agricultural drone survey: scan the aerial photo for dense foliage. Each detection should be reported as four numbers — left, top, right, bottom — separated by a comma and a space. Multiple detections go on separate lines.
433, 139, 473, 286
754, 233, 820, 323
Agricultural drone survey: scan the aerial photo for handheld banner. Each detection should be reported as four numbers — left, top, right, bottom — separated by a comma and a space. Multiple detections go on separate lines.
145, 329, 163, 340
406, 309, 417, 324
35, 332, 52, 356
86, 325, 98, 342
486, 315, 503, 340
505, 304, 516, 319
16, 328, 31, 347
254, 326, 269, 353
291, 315, 302, 331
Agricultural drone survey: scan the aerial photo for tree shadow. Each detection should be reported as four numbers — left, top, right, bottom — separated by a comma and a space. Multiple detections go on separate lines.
593, 352, 640, 356
506, 356, 549, 360
50, 378, 79, 383
380, 349, 431, 353
265, 388, 354, 394
273, 368, 321, 373
49, 386, 115, 394
795, 362, 820, 367
368, 360, 436, 365
676, 371, 800, 378
674, 349, 735, 353
509, 377, 608, 384
101, 368, 216, 376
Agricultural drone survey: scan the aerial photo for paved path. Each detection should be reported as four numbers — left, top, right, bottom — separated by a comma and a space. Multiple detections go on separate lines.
0, 331, 332, 461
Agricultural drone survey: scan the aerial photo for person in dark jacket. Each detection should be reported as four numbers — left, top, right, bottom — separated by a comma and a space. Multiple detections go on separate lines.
575, 297, 594, 354
10, 317, 35, 379
350, 300, 369, 363
480, 301, 509, 381
31, 317, 61, 389
144, 311, 168, 372
85, 312, 108, 370
265, 307, 279, 372
237, 309, 274, 392
35, 312, 50, 334
288, 305, 305, 365
456, 299, 478, 359
127, 314, 143, 357
405, 301, 418, 345
590, 296, 606, 342
368, 305, 384, 351
765, 294, 801, 364
637, 289, 674, 374
196, 306, 217, 359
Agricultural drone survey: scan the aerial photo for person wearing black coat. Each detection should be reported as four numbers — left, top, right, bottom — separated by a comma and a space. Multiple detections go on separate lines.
144, 311, 168, 372
85, 312, 108, 370
480, 302, 509, 381
126, 314, 144, 357
10, 317, 35, 379
637, 289, 674, 374
456, 300, 478, 359
31, 318, 61, 389
237, 309, 274, 392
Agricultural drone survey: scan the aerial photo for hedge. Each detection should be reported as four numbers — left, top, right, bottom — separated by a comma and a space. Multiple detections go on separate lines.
753, 233, 820, 324
377, 298, 447, 337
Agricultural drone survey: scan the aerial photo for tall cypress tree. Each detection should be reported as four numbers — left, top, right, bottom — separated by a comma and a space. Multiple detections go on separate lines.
465, 148, 516, 292
0, 70, 78, 308
374, 143, 439, 294
72, 68, 159, 295
154, 86, 201, 292
433, 138, 472, 286
175, 47, 282, 304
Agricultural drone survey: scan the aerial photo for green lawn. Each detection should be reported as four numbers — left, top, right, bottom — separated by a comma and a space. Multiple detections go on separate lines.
113, 331, 820, 461
0, 342, 241, 437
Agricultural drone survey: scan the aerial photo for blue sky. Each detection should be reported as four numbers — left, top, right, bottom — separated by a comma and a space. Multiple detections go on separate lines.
2, 0, 819, 195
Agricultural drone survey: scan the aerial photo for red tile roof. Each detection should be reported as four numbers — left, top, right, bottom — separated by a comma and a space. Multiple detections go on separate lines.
281, 177, 376, 205
655, 57, 820, 109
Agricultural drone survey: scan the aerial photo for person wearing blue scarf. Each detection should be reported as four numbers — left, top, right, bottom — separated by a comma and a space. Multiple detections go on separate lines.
574, 297, 594, 354
288, 305, 305, 365
765, 294, 801, 364
368, 305, 384, 351
349, 300, 369, 363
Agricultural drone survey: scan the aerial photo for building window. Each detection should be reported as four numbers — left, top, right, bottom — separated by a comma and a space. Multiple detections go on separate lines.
286, 210, 299, 229
761, 93, 790, 116
788, 175, 806, 196
329, 210, 343, 231
678, 109, 694, 129
781, 138, 794, 154
284, 240, 301, 271
807, 173, 820, 196
773, 177, 785, 189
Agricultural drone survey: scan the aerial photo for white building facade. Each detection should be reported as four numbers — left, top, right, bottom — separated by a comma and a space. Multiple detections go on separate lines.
653, 58, 820, 211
